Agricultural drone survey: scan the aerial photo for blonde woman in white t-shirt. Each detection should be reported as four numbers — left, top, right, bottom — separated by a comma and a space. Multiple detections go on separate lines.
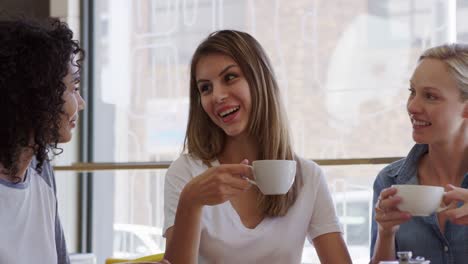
163, 30, 352, 264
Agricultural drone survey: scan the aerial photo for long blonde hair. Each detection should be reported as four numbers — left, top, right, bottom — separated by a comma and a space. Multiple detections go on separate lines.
184, 30, 301, 216
420, 43, 468, 100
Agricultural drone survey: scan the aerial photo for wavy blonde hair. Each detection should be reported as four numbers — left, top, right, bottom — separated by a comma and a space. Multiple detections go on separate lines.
420, 43, 468, 100
184, 30, 301, 216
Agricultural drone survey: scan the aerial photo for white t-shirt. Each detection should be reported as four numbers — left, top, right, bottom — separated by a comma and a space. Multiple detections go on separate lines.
164, 155, 341, 264
0, 159, 69, 264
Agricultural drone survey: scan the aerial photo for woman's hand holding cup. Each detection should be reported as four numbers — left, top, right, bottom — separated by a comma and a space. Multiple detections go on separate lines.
375, 187, 412, 236
180, 159, 253, 209
443, 184, 468, 225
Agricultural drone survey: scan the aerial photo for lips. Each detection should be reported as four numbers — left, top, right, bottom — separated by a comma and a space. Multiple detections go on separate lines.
69, 116, 78, 128
216, 105, 240, 123
217, 106, 240, 118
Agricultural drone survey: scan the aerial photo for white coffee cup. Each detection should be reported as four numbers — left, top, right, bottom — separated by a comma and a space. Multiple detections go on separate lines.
392, 184, 448, 216
247, 160, 296, 195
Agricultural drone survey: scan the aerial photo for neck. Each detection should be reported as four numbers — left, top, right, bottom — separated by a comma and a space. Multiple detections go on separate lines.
0, 148, 34, 183
423, 132, 468, 184
219, 134, 258, 164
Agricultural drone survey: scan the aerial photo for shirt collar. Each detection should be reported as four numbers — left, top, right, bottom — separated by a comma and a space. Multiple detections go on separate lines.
390, 144, 428, 184
390, 144, 468, 187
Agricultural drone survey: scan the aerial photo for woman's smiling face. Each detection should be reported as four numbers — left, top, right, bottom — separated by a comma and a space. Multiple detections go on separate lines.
407, 58, 467, 144
195, 53, 252, 137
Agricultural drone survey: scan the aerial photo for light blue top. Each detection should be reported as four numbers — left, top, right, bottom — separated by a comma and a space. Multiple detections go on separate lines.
370, 144, 468, 264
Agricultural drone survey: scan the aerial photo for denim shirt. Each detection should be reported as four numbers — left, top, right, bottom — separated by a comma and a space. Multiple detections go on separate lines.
370, 144, 468, 264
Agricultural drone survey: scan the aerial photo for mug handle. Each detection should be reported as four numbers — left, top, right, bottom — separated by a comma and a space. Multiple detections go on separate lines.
436, 192, 453, 213
243, 176, 257, 186
435, 204, 450, 213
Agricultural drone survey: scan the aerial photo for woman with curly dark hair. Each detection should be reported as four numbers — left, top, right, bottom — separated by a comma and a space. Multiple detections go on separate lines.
0, 18, 85, 264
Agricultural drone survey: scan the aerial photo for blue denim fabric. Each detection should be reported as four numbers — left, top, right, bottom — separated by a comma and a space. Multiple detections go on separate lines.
370, 144, 468, 264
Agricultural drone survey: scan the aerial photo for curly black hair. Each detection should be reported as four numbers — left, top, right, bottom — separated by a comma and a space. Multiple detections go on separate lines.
0, 18, 84, 182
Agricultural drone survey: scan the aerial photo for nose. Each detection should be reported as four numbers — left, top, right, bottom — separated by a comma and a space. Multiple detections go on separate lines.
407, 94, 421, 116
77, 93, 86, 111
212, 85, 228, 104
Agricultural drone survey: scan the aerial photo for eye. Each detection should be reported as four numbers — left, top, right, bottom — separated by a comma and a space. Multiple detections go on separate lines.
224, 73, 238, 82
425, 92, 437, 100
408, 88, 415, 97
73, 78, 81, 93
198, 83, 211, 94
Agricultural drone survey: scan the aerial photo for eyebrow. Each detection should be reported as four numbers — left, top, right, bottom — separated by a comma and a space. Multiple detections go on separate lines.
409, 80, 441, 91
218, 64, 237, 77
422, 86, 441, 92
196, 64, 238, 84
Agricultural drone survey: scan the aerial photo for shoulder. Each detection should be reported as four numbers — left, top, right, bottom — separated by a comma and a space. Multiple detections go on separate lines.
166, 154, 209, 182
373, 158, 406, 190
295, 156, 325, 188
378, 158, 406, 178
376, 143, 427, 181
168, 154, 206, 172
30, 157, 55, 190
296, 156, 322, 175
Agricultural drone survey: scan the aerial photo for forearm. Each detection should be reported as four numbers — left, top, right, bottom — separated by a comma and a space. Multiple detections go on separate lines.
370, 231, 396, 264
313, 232, 352, 264
164, 195, 203, 264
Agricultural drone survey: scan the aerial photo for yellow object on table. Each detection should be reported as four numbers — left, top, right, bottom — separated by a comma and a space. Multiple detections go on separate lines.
105, 253, 165, 264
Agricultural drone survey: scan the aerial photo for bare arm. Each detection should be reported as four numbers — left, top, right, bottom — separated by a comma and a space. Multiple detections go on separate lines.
164, 194, 203, 264
313, 232, 352, 264
370, 230, 396, 264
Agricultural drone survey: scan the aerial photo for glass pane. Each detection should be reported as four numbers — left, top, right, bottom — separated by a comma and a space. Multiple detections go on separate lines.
457, 0, 468, 41
93, 0, 458, 163
112, 170, 167, 259
91, 0, 462, 263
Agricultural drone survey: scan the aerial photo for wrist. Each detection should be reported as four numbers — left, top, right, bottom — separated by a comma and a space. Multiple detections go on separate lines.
378, 227, 397, 238
180, 185, 203, 212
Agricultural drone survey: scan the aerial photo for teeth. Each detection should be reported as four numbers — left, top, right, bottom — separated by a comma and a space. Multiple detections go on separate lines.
412, 119, 431, 126
219, 106, 239, 118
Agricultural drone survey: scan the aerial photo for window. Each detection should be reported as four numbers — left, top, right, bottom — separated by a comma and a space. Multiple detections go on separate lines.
88, 1, 465, 263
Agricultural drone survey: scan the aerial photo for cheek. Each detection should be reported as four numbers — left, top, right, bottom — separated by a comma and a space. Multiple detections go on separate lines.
243, 91, 252, 112
200, 100, 214, 118
64, 95, 78, 113
436, 108, 460, 128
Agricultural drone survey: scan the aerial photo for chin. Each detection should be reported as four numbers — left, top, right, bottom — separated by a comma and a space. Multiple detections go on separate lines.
412, 135, 428, 144
58, 132, 73, 143
223, 128, 244, 137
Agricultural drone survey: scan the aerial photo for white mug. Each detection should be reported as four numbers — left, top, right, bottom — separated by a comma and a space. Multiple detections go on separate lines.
246, 160, 296, 195
392, 184, 448, 216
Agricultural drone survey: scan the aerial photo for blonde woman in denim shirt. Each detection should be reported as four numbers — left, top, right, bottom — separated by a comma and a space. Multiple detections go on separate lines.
370, 44, 468, 264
